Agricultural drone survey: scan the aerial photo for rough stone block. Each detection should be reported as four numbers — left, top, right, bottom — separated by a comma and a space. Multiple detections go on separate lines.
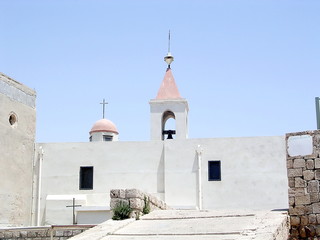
306, 225, 316, 237
288, 178, 295, 188
294, 188, 307, 197
315, 170, 320, 180
306, 205, 313, 214
290, 227, 299, 237
110, 189, 125, 199
307, 159, 315, 169
313, 203, 320, 213
129, 198, 143, 210
289, 206, 305, 215
39, 230, 47, 237
296, 194, 311, 205
315, 158, 320, 169
126, 189, 143, 199
308, 180, 319, 193
316, 225, 320, 236
317, 214, 320, 224
150, 196, 157, 205
310, 193, 320, 203
55, 230, 64, 237
28, 231, 37, 237
11, 231, 19, 238
301, 215, 309, 226
290, 216, 300, 226
299, 226, 307, 238
20, 231, 28, 237
72, 230, 82, 235
303, 170, 315, 180
46, 230, 52, 237
289, 197, 295, 206
294, 158, 306, 168
158, 200, 164, 209
130, 210, 141, 219
110, 189, 118, 198
295, 177, 306, 187
309, 214, 317, 224
149, 195, 157, 205
288, 168, 303, 177
64, 230, 73, 236
110, 198, 129, 209
287, 159, 293, 168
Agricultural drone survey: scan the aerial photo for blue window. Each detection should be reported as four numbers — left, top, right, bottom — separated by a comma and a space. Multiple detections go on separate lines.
208, 161, 221, 181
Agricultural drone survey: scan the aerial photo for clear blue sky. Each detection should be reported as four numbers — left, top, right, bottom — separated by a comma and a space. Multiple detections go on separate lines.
1, 0, 319, 143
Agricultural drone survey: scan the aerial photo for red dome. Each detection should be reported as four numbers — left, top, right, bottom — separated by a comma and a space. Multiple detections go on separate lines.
90, 119, 118, 134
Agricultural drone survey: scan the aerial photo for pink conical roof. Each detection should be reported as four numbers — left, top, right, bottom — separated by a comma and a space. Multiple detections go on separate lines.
156, 68, 182, 99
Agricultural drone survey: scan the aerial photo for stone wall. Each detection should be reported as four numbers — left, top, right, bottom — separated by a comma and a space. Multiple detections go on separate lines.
110, 189, 170, 218
287, 130, 320, 239
0, 225, 94, 240
0, 73, 36, 226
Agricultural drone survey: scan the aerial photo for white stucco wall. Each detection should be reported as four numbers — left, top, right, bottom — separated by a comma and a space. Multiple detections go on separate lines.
164, 136, 288, 210
36, 135, 288, 225
36, 141, 164, 225
77, 207, 111, 224
0, 73, 36, 227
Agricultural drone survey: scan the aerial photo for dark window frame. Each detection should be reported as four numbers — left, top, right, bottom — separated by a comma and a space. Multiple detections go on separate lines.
103, 135, 113, 141
208, 161, 221, 181
79, 166, 94, 190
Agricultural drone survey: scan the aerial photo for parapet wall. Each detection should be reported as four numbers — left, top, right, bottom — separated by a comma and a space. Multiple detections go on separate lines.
286, 130, 320, 239
0, 225, 94, 240
110, 189, 170, 218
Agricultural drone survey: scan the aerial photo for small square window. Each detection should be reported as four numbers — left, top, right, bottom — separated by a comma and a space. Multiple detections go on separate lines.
208, 161, 221, 181
79, 166, 93, 190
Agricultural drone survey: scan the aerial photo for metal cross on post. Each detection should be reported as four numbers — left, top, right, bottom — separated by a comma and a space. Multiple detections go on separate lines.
66, 198, 82, 225
100, 99, 108, 119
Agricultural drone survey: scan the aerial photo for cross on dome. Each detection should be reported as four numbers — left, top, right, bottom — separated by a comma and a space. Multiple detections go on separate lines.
89, 99, 119, 142
100, 99, 108, 119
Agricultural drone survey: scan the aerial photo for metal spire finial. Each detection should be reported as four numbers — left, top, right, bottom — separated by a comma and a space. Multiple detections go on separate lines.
164, 30, 174, 68
100, 99, 108, 119
168, 30, 171, 53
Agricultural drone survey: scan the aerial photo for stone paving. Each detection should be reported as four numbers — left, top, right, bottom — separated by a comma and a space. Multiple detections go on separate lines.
70, 210, 289, 240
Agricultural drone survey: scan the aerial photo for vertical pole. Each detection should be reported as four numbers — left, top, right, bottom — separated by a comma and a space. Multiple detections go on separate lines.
37, 147, 44, 226
316, 97, 320, 130
168, 30, 171, 53
102, 99, 105, 119
73, 198, 76, 225
50, 227, 53, 240
196, 145, 203, 210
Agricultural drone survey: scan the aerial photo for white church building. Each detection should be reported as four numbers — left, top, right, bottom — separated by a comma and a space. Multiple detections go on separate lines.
0, 51, 289, 227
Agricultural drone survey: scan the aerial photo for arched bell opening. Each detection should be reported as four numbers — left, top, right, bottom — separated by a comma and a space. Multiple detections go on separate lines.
162, 111, 176, 140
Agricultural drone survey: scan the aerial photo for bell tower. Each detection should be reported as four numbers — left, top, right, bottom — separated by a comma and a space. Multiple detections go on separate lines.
149, 34, 188, 140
